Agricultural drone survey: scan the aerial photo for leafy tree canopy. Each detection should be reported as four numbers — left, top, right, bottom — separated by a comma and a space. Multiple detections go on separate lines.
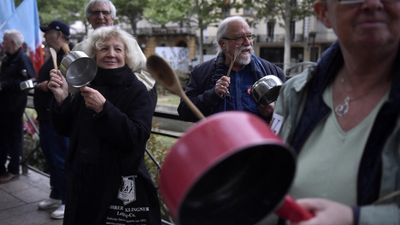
36, 0, 87, 25
144, 0, 191, 26
243, 0, 314, 25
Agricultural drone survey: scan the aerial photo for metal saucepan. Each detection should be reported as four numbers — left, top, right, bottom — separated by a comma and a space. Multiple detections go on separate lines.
20, 79, 36, 90
19, 69, 36, 90
159, 111, 312, 225
251, 75, 283, 106
59, 51, 97, 88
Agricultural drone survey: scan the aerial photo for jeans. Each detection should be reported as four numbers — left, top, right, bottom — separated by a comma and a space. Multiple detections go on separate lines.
0, 111, 24, 175
39, 120, 69, 203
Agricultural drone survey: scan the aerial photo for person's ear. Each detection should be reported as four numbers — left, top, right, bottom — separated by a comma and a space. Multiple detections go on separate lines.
314, 0, 332, 28
218, 40, 226, 50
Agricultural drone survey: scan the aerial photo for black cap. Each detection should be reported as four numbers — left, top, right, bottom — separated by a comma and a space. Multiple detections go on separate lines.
40, 20, 70, 37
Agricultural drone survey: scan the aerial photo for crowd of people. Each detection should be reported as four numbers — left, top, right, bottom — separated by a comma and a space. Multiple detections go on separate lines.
0, 0, 399, 224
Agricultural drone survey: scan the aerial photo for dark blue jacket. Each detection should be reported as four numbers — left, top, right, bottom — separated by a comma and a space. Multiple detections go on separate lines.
177, 53, 284, 122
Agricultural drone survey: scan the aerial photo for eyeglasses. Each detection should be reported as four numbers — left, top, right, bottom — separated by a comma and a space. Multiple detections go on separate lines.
222, 34, 256, 43
90, 10, 111, 17
339, 0, 399, 4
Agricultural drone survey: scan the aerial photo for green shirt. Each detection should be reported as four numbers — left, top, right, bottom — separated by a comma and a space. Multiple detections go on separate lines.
290, 85, 388, 205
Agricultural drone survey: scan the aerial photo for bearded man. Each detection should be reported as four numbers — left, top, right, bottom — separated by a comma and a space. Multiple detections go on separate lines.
178, 16, 284, 122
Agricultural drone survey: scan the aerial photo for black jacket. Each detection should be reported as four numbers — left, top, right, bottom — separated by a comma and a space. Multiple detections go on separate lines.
0, 48, 35, 113
34, 48, 66, 121
52, 65, 160, 225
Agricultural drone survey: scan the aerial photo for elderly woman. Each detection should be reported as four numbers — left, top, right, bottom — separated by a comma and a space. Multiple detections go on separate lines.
266, 0, 400, 225
48, 26, 161, 225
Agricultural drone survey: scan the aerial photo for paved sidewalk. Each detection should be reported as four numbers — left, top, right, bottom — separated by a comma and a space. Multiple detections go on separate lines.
0, 169, 63, 225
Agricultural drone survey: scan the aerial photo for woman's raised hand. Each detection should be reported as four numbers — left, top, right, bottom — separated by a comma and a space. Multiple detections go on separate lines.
48, 69, 69, 104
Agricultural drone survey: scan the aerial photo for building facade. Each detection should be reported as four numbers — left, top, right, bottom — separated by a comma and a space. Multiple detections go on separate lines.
135, 7, 338, 73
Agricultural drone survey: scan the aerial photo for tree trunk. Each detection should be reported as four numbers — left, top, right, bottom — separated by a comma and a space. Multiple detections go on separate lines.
197, 0, 204, 63
129, 17, 137, 35
199, 22, 204, 63
283, 0, 292, 73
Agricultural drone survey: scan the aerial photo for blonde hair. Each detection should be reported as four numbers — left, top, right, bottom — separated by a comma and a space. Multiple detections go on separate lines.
83, 26, 146, 71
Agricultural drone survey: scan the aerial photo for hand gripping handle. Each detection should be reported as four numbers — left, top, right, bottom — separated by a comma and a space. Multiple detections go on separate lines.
275, 195, 314, 223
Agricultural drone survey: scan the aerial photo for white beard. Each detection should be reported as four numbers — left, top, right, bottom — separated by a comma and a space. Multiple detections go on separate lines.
236, 50, 252, 66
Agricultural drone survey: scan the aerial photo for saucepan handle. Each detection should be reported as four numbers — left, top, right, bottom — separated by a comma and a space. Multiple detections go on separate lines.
275, 195, 314, 222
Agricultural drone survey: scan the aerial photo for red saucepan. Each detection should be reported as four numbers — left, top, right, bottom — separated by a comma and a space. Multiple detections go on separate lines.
159, 111, 312, 225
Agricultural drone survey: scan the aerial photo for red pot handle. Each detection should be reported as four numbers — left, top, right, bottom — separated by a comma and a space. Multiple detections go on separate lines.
275, 195, 314, 222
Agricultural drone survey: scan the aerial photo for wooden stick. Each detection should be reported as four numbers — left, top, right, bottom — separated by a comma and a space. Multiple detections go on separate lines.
226, 48, 242, 77
49, 48, 58, 70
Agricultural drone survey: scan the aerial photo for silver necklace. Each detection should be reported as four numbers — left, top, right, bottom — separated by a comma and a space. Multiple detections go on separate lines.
335, 96, 350, 117
334, 75, 384, 117
334, 69, 390, 118
335, 76, 352, 117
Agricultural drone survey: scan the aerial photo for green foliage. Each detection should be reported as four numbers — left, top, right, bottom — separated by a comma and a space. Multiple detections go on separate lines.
189, 0, 225, 29
113, 0, 149, 33
143, 0, 191, 26
144, 132, 178, 222
22, 109, 47, 172
36, 0, 87, 24
144, 133, 176, 184
244, 0, 314, 25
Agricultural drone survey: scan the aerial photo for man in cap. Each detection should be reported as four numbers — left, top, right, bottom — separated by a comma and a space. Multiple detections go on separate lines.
35, 20, 70, 220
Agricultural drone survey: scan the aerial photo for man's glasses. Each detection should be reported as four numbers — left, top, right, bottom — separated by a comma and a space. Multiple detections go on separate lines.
339, 0, 399, 4
90, 10, 111, 16
222, 34, 256, 44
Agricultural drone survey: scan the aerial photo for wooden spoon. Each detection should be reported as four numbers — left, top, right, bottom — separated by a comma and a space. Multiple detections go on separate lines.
146, 55, 205, 120
49, 47, 58, 70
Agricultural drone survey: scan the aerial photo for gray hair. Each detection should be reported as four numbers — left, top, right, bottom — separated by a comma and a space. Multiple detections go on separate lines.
85, 0, 117, 19
216, 16, 250, 53
216, 16, 249, 42
83, 26, 146, 71
3, 29, 24, 48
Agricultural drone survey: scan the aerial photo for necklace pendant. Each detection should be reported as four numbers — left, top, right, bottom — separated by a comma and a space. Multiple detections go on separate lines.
335, 96, 350, 117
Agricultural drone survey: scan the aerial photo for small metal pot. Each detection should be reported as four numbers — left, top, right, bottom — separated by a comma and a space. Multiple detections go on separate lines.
60, 51, 97, 88
251, 75, 283, 106
19, 79, 36, 90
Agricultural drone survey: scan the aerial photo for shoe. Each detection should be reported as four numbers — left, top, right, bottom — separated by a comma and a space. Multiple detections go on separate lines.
38, 198, 62, 210
0, 173, 18, 184
50, 204, 65, 219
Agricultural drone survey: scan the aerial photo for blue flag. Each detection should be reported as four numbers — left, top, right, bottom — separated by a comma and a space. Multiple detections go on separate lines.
0, 0, 42, 52
0, 0, 15, 25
